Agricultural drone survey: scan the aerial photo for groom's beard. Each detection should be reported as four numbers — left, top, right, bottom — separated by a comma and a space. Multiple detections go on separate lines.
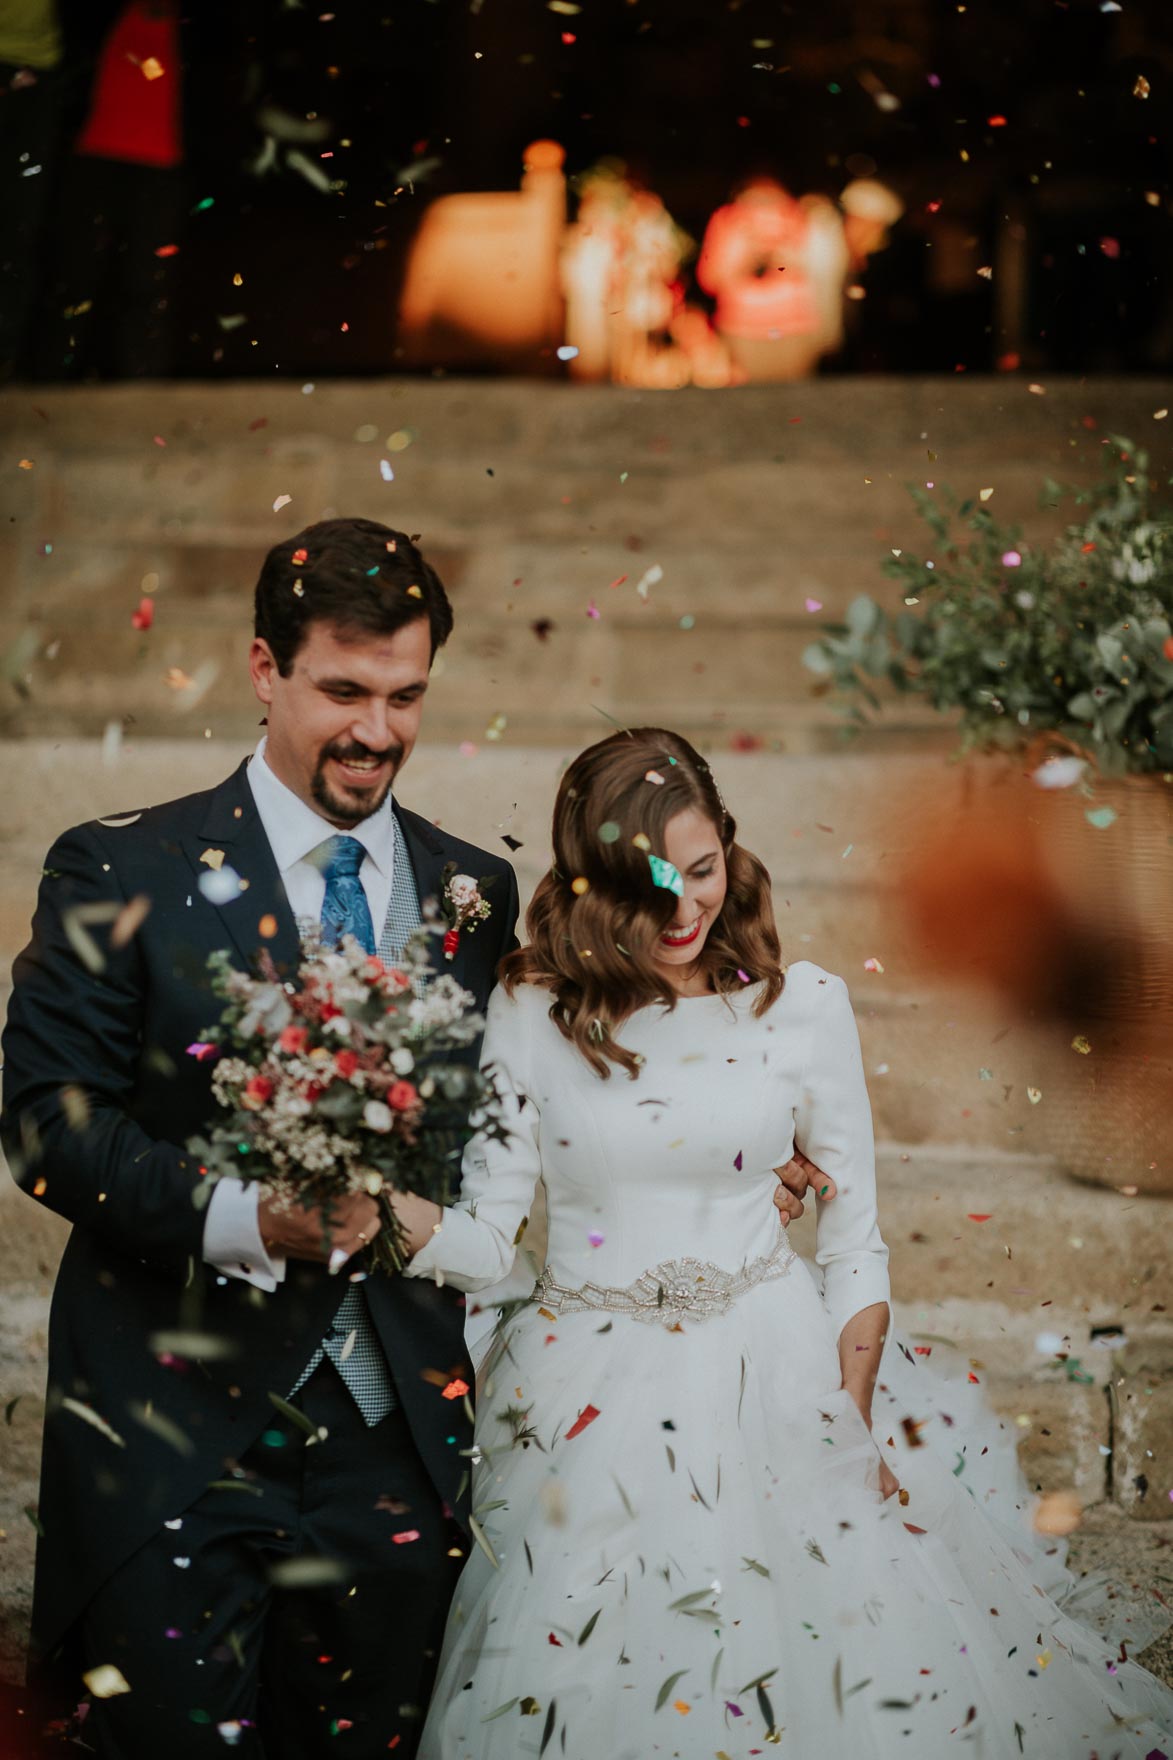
311, 740, 403, 826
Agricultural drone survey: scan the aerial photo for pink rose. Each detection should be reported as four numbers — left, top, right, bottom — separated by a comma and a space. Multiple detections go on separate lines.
388, 1080, 418, 1112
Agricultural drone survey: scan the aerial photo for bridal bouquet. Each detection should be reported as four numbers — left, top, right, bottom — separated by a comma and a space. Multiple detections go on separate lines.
187, 930, 502, 1271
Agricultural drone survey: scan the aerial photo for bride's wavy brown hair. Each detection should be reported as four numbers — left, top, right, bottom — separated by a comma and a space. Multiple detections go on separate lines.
501, 728, 784, 1078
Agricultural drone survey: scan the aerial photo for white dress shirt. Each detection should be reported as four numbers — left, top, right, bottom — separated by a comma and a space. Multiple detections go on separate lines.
201, 738, 398, 1290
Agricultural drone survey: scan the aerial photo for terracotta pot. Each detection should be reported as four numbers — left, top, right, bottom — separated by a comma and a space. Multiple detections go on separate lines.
1029, 772, 1173, 1195
901, 757, 1173, 1194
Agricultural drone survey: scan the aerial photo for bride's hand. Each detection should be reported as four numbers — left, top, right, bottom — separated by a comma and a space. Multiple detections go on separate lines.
772, 1149, 838, 1225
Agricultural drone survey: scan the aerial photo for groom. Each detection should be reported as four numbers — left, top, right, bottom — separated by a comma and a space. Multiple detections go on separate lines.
1, 519, 520, 1756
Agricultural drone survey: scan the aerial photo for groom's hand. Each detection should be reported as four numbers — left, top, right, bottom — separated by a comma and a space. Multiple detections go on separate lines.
258, 1190, 381, 1266
772, 1150, 837, 1225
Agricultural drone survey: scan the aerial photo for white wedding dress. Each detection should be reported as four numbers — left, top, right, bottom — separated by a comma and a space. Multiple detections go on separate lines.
405, 964, 1173, 1758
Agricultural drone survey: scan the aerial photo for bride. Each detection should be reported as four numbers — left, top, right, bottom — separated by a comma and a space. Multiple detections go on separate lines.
389, 728, 1172, 1758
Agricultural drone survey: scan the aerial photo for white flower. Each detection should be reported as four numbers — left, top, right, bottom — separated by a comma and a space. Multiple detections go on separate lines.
390, 1047, 415, 1075
323, 1013, 351, 1037
363, 1100, 393, 1133
447, 873, 480, 908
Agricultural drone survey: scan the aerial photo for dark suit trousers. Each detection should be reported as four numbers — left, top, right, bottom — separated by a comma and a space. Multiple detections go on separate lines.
80, 1365, 463, 1759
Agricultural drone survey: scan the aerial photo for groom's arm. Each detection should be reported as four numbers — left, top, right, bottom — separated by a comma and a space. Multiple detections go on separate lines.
1, 823, 207, 1275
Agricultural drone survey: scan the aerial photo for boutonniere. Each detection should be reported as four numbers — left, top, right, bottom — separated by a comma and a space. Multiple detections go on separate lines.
439, 862, 493, 961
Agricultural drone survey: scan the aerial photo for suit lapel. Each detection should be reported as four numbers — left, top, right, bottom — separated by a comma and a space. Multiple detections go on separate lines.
185, 761, 302, 978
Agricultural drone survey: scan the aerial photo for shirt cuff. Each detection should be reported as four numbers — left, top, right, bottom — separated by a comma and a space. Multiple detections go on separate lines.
203, 1177, 287, 1292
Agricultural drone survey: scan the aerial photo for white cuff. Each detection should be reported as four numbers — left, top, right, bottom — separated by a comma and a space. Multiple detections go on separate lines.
203, 1177, 287, 1292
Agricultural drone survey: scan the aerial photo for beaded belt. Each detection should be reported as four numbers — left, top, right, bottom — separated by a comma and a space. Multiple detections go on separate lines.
535, 1231, 796, 1328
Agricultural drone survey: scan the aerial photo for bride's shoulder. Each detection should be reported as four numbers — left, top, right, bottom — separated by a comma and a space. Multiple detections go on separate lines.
770, 959, 851, 1016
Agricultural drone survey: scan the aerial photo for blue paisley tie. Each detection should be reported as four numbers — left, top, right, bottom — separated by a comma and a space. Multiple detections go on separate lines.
318, 835, 376, 956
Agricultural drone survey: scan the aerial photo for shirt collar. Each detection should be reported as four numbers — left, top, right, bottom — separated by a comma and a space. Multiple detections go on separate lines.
246, 737, 395, 878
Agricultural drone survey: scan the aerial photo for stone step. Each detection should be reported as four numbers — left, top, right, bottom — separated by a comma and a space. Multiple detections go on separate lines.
4, 376, 1168, 745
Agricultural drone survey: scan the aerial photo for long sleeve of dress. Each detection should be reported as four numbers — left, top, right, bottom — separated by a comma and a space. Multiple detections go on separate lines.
792, 968, 891, 1344
403, 984, 543, 1293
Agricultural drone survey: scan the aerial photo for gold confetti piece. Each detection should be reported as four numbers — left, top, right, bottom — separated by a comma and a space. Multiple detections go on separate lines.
60, 1086, 90, 1131
1133, 74, 1151, 99
1071, 1035, 1091, 1055
140, 55, 164, 79
165, 667, 193, 690
406, 583, 423, 598
83, 1664, 131, 1699
571, 877, 590, 895
1028, 383, 1046, 395
1155, 409, 1169, 420
200, 848, 226, 871
1036, 1649, 1052, 1669
110, 894, 151, 949
258, 913, 278, 939
33, 1177, 47, 1197
18, 458, 34, 470
1027, 1086, 1043, 1105
673, 1699, 691, 1714
979, 487, 994, 500
632, 833, 651, 850
1032, 1489, 1082, 1536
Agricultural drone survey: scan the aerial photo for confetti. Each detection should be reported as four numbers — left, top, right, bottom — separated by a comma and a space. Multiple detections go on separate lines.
804, 597, 823, 612
648, 854, 683, 896
83, 1665, 131, 1699
588, 1230, 604, 1247
644, 769, 666, 785
556, 345, 579, 360
258, 914, 278, 939
1032, 755, 1086, 790
863, 956, 885, 973
635, 563, 663, 601
571, 876, 590, 895
1133, 74, 1151, 99
1071, 1035, 1092, 1055
565, 1403, 600, 1439
131, 596, 154, 632
442, 1378, 470, 1400
392, 1529, 421, 1544
1027, 1087, 1043, 1105
273, 494, 292, 512
198, 865, 244, 905
1085, 805, 1117, 829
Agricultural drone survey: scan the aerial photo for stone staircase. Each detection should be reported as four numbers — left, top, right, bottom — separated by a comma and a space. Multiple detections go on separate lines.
2, 376, 1169, 750
0, 378, 1168, 1676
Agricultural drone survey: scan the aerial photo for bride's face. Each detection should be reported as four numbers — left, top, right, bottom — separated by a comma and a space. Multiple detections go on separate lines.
650, 807, 728, 975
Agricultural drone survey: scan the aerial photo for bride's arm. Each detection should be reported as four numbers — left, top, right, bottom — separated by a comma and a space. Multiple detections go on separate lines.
391, 985, 542, 1292
792, 969, 891, 1416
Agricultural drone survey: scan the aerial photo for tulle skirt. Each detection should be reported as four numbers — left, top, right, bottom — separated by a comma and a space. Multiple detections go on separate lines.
423, 1256, 1172, 1757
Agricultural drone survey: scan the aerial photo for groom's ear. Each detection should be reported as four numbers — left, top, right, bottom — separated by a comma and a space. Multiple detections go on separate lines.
249, 638, 280, 706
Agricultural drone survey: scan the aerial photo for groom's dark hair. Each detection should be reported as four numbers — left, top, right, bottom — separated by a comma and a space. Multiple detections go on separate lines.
254, 517, 454, 674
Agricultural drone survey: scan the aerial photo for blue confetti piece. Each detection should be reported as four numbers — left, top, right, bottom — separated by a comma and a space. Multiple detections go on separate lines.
648, 854, 683, 896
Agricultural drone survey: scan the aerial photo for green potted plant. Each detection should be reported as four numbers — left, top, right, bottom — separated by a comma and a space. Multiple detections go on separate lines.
804, 437, 1173, 1192
802, 435, 1173, 773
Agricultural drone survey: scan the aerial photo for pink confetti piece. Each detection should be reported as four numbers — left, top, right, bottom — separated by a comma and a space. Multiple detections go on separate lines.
586, 600, 600, 619
588, 1230, 605, 1247
392, 1529, 421, 1545
804, 597, 823, 612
